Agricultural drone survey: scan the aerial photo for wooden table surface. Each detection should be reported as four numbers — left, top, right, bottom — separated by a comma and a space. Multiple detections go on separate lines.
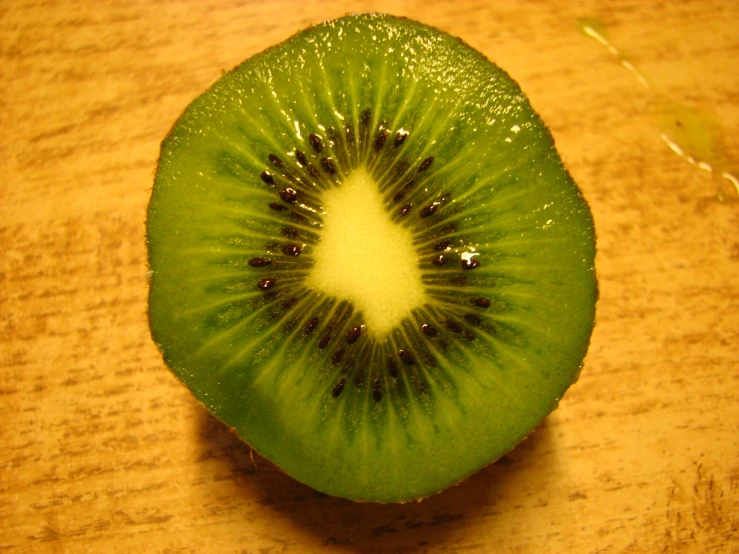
2, 1, 737, 552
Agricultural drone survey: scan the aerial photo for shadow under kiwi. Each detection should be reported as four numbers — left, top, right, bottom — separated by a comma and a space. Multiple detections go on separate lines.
195, 406, 556, 553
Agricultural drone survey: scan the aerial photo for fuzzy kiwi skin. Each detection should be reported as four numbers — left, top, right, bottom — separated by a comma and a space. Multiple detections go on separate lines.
147, 13, 597, 503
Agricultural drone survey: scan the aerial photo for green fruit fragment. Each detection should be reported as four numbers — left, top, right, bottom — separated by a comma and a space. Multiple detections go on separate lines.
147, 13, 597, 503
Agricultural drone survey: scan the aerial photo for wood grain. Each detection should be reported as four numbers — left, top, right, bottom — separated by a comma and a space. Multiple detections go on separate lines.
1, 1, 737, 552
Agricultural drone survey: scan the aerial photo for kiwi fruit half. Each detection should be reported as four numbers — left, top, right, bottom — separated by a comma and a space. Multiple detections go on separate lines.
147, 13, 597, 503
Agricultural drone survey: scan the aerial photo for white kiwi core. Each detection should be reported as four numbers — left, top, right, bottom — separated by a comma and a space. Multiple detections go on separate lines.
307, 168, 428, 336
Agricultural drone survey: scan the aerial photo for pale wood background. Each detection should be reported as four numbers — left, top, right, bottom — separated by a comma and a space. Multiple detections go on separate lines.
1, 1, 738, 552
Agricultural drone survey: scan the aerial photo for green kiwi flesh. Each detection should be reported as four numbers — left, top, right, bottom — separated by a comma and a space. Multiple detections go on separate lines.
147, 14, 597, 503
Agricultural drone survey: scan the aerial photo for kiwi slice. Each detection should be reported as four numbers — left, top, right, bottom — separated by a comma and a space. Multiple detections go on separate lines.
147, 14, 597, 503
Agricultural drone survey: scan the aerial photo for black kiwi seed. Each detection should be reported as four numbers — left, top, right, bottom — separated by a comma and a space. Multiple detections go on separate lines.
309, 133, 323, 153
280, 188, 297, 204
445, 318, 462, 334
421, 324, 437, 337
321, 157, 336, 174
399, 204, 412, 216
346, 326, 362, 344
331, 348, 345, 365
303, 317, 319, 336
387, 357, 398, 378
282, 244, 301, 256
393, 190, 405, 203
318, 334, 331, 349
295, 150, 308, 167
464, 314, 482, 326
394, 129, 408, 148
372, 380, 383, 402
261, 171, 275, 185
269, 202, 287, 212
398, 349, 415, 365
474, 298, 491, 308
374, 130, 388, 151
331, 379, 345, 398
460, 258, 480, 270
248, 257, 272, 268
432, 254, 445, 267
419, 204, 438, 218
418, 156, 434, 171
268, 153, 283, 167
257, 278, 276, 290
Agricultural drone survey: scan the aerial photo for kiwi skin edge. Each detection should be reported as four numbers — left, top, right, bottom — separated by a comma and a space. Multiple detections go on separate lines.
220, 414, 545, 504
147, 13, 597, 503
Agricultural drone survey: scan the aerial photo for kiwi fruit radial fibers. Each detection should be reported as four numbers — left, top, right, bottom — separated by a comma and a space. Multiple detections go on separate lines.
147, 14, 597, 503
